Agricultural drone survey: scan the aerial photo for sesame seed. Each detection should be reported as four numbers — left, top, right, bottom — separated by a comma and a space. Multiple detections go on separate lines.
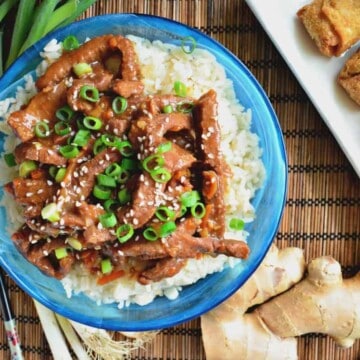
43, 250, 49, 256
47, 180, 53, 186
26, 192, 33, 197
133, 218, 139, 225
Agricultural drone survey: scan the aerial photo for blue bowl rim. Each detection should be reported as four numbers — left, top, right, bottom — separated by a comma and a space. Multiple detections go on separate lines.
0, 13, 288, 330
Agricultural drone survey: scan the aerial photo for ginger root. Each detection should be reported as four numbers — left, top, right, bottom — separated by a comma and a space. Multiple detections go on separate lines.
201, 246, 360, 360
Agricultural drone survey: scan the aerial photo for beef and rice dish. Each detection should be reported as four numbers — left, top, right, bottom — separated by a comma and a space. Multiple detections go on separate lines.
3, 34, 252, 289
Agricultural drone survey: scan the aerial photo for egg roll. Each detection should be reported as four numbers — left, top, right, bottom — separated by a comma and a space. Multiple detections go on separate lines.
338, 49, 360, 106
297, 0, 360, 57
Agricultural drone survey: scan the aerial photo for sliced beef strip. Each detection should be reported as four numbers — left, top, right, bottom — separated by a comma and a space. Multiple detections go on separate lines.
193, 89, 226, 237
138, 94, 194, 115
112, 79, 144, 98
8, 81, 68, 142
36, 35, 114, 90
138, 258, 187, 285
14, 141, 67, 166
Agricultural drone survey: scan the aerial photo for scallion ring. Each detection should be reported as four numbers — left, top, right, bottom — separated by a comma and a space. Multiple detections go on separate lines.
176, 102, 194, 113
93, 184, 112, 200
59, 144, 79, 159
93, 137, 106, 155
19, 160, 37, 178
142, 154, 165, 173
156, 141, 172, 154
54, 121, 71, 136
174, 80, 187, 97
180, 190, 201, 208
101, 258, 113, 274
117, 168, 129, 184
143, 227, 158, 241
62, 35, 80, 51
117, 140, 133, 157
4, 153, 16, 167
98, 212, 117, 228
56, 105, 74, 122
159, 221, 176, 238
155, 206, 175, 222
72, 129, 90, 147
150, 168, 171, 183
105, 163, 122, 177
181, 36, 196, 54
83, 116, 102, 130
79, 85, 99, 102
229, 218, 245, 231
96, 174, 117, 188
55, 247, 68, 260
101, 134, 120, 147
117, 188, 131, 205
103, 199, 118, 212
55, 167, 66, 183
112, 96, 128, 114
162, 104, 173, 113
116, 224, 134, 243
73, 62, 92, 77
121, 158, 138, 171
41, 202, 60, 223
190, 202, 206, 219
34, 121, 50, 138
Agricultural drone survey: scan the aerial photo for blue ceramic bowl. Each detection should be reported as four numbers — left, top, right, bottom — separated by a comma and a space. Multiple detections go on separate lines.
0, 14, 287, 330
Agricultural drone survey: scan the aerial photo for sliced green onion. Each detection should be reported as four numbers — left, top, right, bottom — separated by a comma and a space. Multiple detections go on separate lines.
103, 199, 117, 212
93, 184, 111, 200
67, 237, 83, 251
156, 141, 172, 154
41, 202, 60, 223
63, 35, 79, 51
121, 158, 138, 171
229, 218, 245, 231
73, 62, 92, 77
101, 134, 120, 147
159, 221, 176, 238
180, 190, 201, 208
112, 96, 127, 114
150, 168, 171, 183
34, 121, 50, 138
56, 105, 74, 122
143, 227, 158, 241
59, 144, 79, 159
190, 202, 206, 219
72, 129, 90, 147
116, 224, 134, 243
180, 204, 187, 217
117, 188, 131, 205
54, 121, 71, 136
4, 153, 16, 167
116, 168, 129, 184
105, 163, 122, 177
79, 85, 99, 102
96, 174, 117, 188
98, 212, 117, 228
55, 247, 68, 260
83, 116, 102, 130
54, 167, 66, 183
117, 140, 133, 157
181, 36, 197, 54
93, 137, 106, 155
162, 104, 173, 113
101, 258, 112, 274
174, 80, 187, 97
176, 102, 194, 113
155, 206, 175, 222
49, 165, 58, 178
142, 154, 165, 173
19, 160, 37, 177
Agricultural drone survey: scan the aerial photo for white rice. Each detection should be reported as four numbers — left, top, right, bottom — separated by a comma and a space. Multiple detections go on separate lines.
0, 36, 265, 308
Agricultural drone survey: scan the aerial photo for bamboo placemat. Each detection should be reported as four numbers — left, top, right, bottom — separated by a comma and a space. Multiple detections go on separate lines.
1, 1, 359, 359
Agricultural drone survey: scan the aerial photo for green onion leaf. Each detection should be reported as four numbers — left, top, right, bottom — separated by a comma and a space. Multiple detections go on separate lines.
96, 174, 117, 188
41, 202, 60, 223
116, 224, 134, 243
143, 227, 158, 241
174, 80, 187, 97
4, 153, 16, 167
59, 144, 79, 159
98, 212, 117, 228
112, 96, 128, 114
19, 160, 37, 177
229, 218, 245, 231
34, 121, 50, 138
180, 190, 201, 208
73, 62, 92, 77
62, 35, 80, 51
79, 85, 99, 102
101, 258, 112, 274
159, 221, 176, 238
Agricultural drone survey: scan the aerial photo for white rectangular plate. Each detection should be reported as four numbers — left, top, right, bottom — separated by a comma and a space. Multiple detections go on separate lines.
246, 0, 360, 177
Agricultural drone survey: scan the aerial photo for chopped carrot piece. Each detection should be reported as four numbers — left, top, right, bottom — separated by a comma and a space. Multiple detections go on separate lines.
97, 269, 125, 285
